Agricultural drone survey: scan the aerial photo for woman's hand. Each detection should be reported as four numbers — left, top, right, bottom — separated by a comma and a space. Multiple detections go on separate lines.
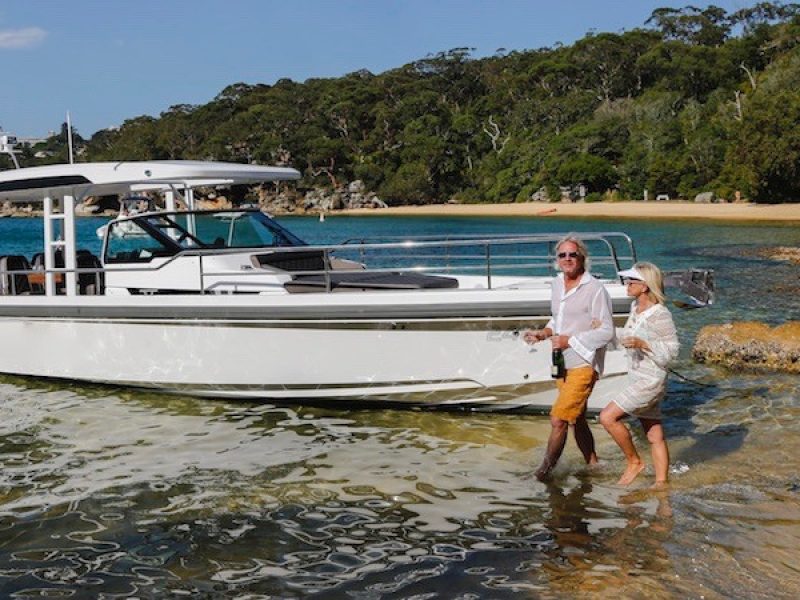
621, 336, 651, 352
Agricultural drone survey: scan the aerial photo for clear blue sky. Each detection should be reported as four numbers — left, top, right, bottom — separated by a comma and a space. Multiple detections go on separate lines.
1, 0, 750, 138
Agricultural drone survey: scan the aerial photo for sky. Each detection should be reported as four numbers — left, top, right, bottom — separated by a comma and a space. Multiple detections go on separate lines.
1, 0, 752, 138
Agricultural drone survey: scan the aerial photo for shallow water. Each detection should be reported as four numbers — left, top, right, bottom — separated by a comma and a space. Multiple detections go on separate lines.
1, 375, 799, 598
1, 215, 799, 597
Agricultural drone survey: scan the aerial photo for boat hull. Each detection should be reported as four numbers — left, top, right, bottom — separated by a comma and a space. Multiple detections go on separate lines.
0, 295, 627, 412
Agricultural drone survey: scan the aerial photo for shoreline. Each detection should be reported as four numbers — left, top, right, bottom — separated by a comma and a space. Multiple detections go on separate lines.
338, 201, 800, 222
3, 200, 800, 223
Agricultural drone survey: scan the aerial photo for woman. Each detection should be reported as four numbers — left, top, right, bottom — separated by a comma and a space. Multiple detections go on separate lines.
599, 262, 679, 487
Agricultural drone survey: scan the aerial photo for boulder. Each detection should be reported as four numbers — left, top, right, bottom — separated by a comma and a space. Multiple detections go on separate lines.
327, 192, 345, 211
693, 321, 800, 373
348, 180, 365, 194
261, 180, 387, 214
531, 187, 550, 202
758, 246, 800, 265
694, 191, 715, 203
369, 195, 388, 209
196, 196, 232, 210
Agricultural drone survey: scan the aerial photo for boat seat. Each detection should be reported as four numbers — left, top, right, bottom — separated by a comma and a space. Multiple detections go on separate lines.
0, 255, 32, 295
31, 251, 64, 269
77, 250, 104, 295
284, 271, 459, 293
30, 250, 104, 294
252, 249, 329, 273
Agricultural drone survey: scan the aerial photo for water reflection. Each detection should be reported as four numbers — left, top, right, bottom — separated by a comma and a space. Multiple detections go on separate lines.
2, 361, 800, 597
0, 380, 678, 597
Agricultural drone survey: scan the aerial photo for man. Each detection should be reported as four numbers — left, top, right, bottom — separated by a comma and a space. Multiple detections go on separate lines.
524, 236, 615, 481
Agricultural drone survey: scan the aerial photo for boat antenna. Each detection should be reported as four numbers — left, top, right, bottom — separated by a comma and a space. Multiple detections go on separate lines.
0, 130, 21, 169
66, 111, 74, 164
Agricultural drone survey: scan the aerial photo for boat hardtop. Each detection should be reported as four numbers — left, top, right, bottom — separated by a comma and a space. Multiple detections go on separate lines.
0, 160, 301, 200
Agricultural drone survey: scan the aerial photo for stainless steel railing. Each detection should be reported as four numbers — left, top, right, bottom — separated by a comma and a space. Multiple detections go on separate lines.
0, 232, 637, 296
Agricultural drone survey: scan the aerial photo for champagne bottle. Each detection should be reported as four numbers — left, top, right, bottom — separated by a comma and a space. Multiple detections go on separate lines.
551, 348, 565, 379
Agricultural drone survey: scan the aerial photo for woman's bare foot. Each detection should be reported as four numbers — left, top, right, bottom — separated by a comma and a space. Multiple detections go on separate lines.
617, 460, 645, 485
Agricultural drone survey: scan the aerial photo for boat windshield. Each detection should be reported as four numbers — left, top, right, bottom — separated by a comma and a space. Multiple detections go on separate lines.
104, 209, 307, 263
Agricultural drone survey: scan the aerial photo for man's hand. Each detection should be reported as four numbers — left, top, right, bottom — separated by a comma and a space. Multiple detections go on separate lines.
550, 334, 570, 350
523, 328, 552, 344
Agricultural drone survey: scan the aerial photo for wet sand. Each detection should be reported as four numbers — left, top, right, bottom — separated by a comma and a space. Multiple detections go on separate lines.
342, 201, 800, 222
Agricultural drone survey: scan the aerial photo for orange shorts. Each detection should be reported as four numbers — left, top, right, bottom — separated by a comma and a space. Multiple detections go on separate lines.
551, 366, 598, 424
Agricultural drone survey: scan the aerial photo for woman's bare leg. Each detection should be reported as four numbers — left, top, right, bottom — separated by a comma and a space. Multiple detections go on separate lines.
599, 402, 644, 485
641, 418, 669, 485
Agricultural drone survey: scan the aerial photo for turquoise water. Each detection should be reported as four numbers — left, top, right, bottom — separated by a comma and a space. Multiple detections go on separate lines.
1, 215, 799, 597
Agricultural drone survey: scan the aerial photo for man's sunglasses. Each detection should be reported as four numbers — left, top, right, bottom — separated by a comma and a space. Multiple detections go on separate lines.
557, 251, 581, 259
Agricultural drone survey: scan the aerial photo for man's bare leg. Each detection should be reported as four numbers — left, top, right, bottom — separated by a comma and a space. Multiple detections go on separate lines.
573, 415, 598, 465
536, 416, 569, 481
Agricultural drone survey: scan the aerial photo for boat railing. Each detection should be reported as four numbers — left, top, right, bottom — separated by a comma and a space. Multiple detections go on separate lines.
192, 231, 637, 292
0, 263, 106, 296
0, 232, 636, 296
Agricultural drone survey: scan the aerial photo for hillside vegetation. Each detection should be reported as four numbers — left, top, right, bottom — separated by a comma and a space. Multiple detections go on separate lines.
10, 3, 800, 204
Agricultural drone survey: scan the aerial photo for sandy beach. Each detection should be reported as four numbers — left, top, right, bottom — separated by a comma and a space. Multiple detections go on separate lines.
341, 201, 800, 222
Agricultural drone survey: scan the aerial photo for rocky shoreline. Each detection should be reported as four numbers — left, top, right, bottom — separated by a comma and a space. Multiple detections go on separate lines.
4, 186, 800, 221
256, 180, 387, 214
693, 321, 800, 373
0, 180, 388, 218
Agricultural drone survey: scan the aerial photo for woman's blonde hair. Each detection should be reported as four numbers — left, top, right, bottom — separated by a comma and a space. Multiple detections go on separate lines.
633, 261, 666, 304
554, 235, 591, 271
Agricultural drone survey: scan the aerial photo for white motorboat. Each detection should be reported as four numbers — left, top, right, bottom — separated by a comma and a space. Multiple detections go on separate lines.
0, 154, 714, 412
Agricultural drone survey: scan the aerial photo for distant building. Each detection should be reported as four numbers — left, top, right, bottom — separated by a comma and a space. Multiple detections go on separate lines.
17, 136, 51, 147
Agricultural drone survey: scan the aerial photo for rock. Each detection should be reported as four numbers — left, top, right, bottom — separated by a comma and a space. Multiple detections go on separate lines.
348, 180, 365, 194
75, 202, 100, 216
328, 193, 345, 211
695, 191, 715, 203
196, 196, 232, 210
369, 195, 388, 209
693, 321, 800, 373
347, 192, 365, 208
757, 246, 800, 265
531, 187, 550, 202
258, 180, 388, 214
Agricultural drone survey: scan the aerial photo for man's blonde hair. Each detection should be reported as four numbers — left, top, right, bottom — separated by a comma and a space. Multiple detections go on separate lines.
555, 235, 591, 271
633, 261, 666, 304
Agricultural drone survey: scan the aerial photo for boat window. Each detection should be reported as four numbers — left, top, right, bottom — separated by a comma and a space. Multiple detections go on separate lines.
104, 223, 178, 263
252, 212, 307, 247
102, 209, 307, 263
145, 215, 205, 249
168, 211, 306, 249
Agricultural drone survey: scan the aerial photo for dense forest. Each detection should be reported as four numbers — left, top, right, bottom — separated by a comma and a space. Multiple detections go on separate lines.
9, 3, 800, 204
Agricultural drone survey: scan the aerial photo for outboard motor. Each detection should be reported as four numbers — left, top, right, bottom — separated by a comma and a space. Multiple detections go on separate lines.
664, 269, 715, 308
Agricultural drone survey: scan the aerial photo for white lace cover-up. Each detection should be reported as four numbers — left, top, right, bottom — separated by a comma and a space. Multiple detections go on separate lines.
613, 302, 680, 419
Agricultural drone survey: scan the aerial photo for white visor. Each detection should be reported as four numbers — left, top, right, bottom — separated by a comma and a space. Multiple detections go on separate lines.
618, 267, 645, 281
